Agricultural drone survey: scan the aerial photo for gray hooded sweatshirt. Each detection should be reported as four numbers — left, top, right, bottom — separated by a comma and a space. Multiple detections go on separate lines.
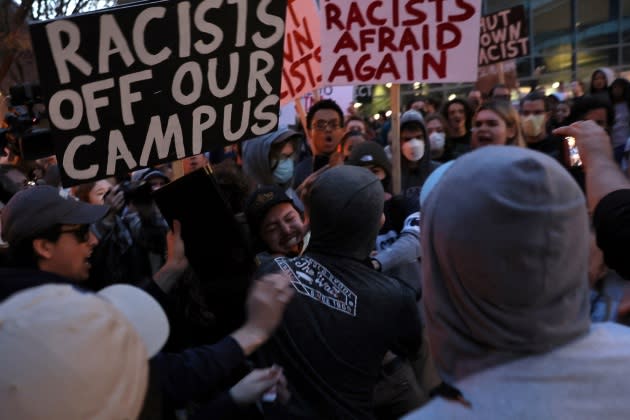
404, 146, 630, 419
241, 127, 303, 210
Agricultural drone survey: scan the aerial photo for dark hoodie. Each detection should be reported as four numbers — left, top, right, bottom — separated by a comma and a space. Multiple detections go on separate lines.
254, 166, 423, 420
400, 119, 441, 212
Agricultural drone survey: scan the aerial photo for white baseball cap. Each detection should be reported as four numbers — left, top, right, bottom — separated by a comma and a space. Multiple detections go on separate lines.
0, 284, 169, 419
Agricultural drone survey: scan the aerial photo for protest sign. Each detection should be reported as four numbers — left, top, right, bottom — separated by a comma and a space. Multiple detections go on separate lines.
478, 5, 528, 66
476, 60, 518, 95
280, 0, 322, 106
354, 84, 372, 103
30, 0, 287, 187
320, 0, 481, 86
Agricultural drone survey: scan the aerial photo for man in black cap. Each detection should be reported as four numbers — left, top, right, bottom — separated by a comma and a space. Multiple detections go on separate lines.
245, 184, 305, 264
0, 185, 188, 299
253, 165, 423, 419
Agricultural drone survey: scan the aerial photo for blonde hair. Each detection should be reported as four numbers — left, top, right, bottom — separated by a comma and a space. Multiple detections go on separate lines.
475, 100, 525, 147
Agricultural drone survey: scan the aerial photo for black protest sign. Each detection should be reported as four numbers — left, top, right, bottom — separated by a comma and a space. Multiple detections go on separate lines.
30, 0, 287, 187
353, 85, 372, 104
478, 5, 528, 66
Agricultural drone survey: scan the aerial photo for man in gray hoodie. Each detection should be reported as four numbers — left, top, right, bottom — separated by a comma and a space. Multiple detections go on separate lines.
404, 146, 630, 419
241, 127, 304, 211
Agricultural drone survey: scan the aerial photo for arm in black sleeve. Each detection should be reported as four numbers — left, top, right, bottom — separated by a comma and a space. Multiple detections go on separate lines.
593, 189, 630, 280
389, 287, 424, 358
152, 335, 247, 408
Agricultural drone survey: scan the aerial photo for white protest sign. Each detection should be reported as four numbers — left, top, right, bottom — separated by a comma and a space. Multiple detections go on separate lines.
320, 0, 482, 86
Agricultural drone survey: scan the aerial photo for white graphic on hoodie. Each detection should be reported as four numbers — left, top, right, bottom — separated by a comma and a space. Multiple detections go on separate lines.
275, 256, 357, 317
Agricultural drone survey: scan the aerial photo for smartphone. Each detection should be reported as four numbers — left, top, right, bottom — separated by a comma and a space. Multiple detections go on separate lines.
566, 136, 582, 167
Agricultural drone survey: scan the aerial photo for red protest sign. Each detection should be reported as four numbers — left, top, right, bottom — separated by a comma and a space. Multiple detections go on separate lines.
280, 0, 322, 106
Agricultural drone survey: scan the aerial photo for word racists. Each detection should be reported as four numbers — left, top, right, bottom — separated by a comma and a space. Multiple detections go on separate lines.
320, 0, 482, 85
30, 0, 287, 187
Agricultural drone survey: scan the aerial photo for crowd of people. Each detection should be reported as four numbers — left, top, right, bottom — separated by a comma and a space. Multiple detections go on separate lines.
1, 65, 630, 419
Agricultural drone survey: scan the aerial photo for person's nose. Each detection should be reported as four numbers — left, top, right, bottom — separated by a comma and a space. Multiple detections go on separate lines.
279, 221, 292, 235
87, 231, 99, 248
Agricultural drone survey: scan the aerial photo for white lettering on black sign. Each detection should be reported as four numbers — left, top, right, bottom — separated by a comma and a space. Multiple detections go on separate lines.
275, 256, 358, 317
478, 5, 528, 66
30, 0, 287, 187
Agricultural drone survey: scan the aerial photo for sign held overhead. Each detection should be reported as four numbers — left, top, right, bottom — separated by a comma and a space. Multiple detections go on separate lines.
30, 0, 287, 187
478, 5, 529, 66
320, 0, 482, 86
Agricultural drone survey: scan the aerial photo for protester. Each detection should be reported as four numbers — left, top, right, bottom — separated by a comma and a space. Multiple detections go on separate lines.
0, 283, 169, 419
404, 145, 630, 419
571, 79, 586, 98
553, 99, 572, 129
254, 165, 424, 419
241, 126, 304, 211
609, 78, 630, 163
554, 120, 630, 280
466, 89, 482, 112
471, 100, 524, 149
70, 175, 170, 290
131, 167, 171, 191
589, 67, 615, 100
340, 129, 367, 161
520, 91, 564, 163
345, 114, 368, 134
0, 184, 297, 419
397, 109, 440, 209
245, 184, 305, 264
424, 113, 448, 161
440, 98, 473, 160
488, 83, 511, 102
293, 99, 345, 188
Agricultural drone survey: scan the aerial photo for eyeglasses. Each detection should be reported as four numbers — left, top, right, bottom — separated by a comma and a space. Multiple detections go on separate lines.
313, 119, 341, 131
59, 224, 91, 243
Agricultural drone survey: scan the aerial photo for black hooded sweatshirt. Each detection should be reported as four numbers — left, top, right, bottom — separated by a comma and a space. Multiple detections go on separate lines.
254, 166, 423, 419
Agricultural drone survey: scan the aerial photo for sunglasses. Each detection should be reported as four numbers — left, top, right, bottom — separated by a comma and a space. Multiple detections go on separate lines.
59, 224, 92, 243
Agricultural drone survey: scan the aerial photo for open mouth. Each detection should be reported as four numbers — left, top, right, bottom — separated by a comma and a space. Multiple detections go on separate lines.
283, 236, 300, 248
476, 134, 493, 144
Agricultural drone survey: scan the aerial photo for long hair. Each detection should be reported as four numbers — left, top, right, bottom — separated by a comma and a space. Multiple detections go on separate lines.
475, 100, 525, 147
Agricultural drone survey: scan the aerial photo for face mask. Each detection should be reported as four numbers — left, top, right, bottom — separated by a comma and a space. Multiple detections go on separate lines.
402, 138, 425, 162
521, 114, 546, 137
272, 158, 294, 184
429, 132, 445, 151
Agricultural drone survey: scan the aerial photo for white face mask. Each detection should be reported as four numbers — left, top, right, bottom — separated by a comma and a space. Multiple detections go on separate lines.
521, 114, 546, 137
402, 138, 425, 162
429, 132, 445, 151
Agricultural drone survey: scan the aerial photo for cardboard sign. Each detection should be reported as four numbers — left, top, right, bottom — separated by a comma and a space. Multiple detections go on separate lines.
280, 0, 322, 106
478, 5, 528, 66
476, 60, 518, 94
30, 0, 287, 187
320, 0, 482, 86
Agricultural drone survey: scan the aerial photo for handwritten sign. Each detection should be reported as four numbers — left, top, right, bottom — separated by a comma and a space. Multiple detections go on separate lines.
320, 0, 481, 86
30, 0, 287, 187
280, 0, 322, 105
478, 5, 528, 66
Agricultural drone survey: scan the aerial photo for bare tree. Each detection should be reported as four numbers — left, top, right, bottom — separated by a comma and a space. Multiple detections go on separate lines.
0, 0, 115, 98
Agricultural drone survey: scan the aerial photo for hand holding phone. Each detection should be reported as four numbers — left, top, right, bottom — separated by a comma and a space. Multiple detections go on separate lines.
566, 136, 583, 167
